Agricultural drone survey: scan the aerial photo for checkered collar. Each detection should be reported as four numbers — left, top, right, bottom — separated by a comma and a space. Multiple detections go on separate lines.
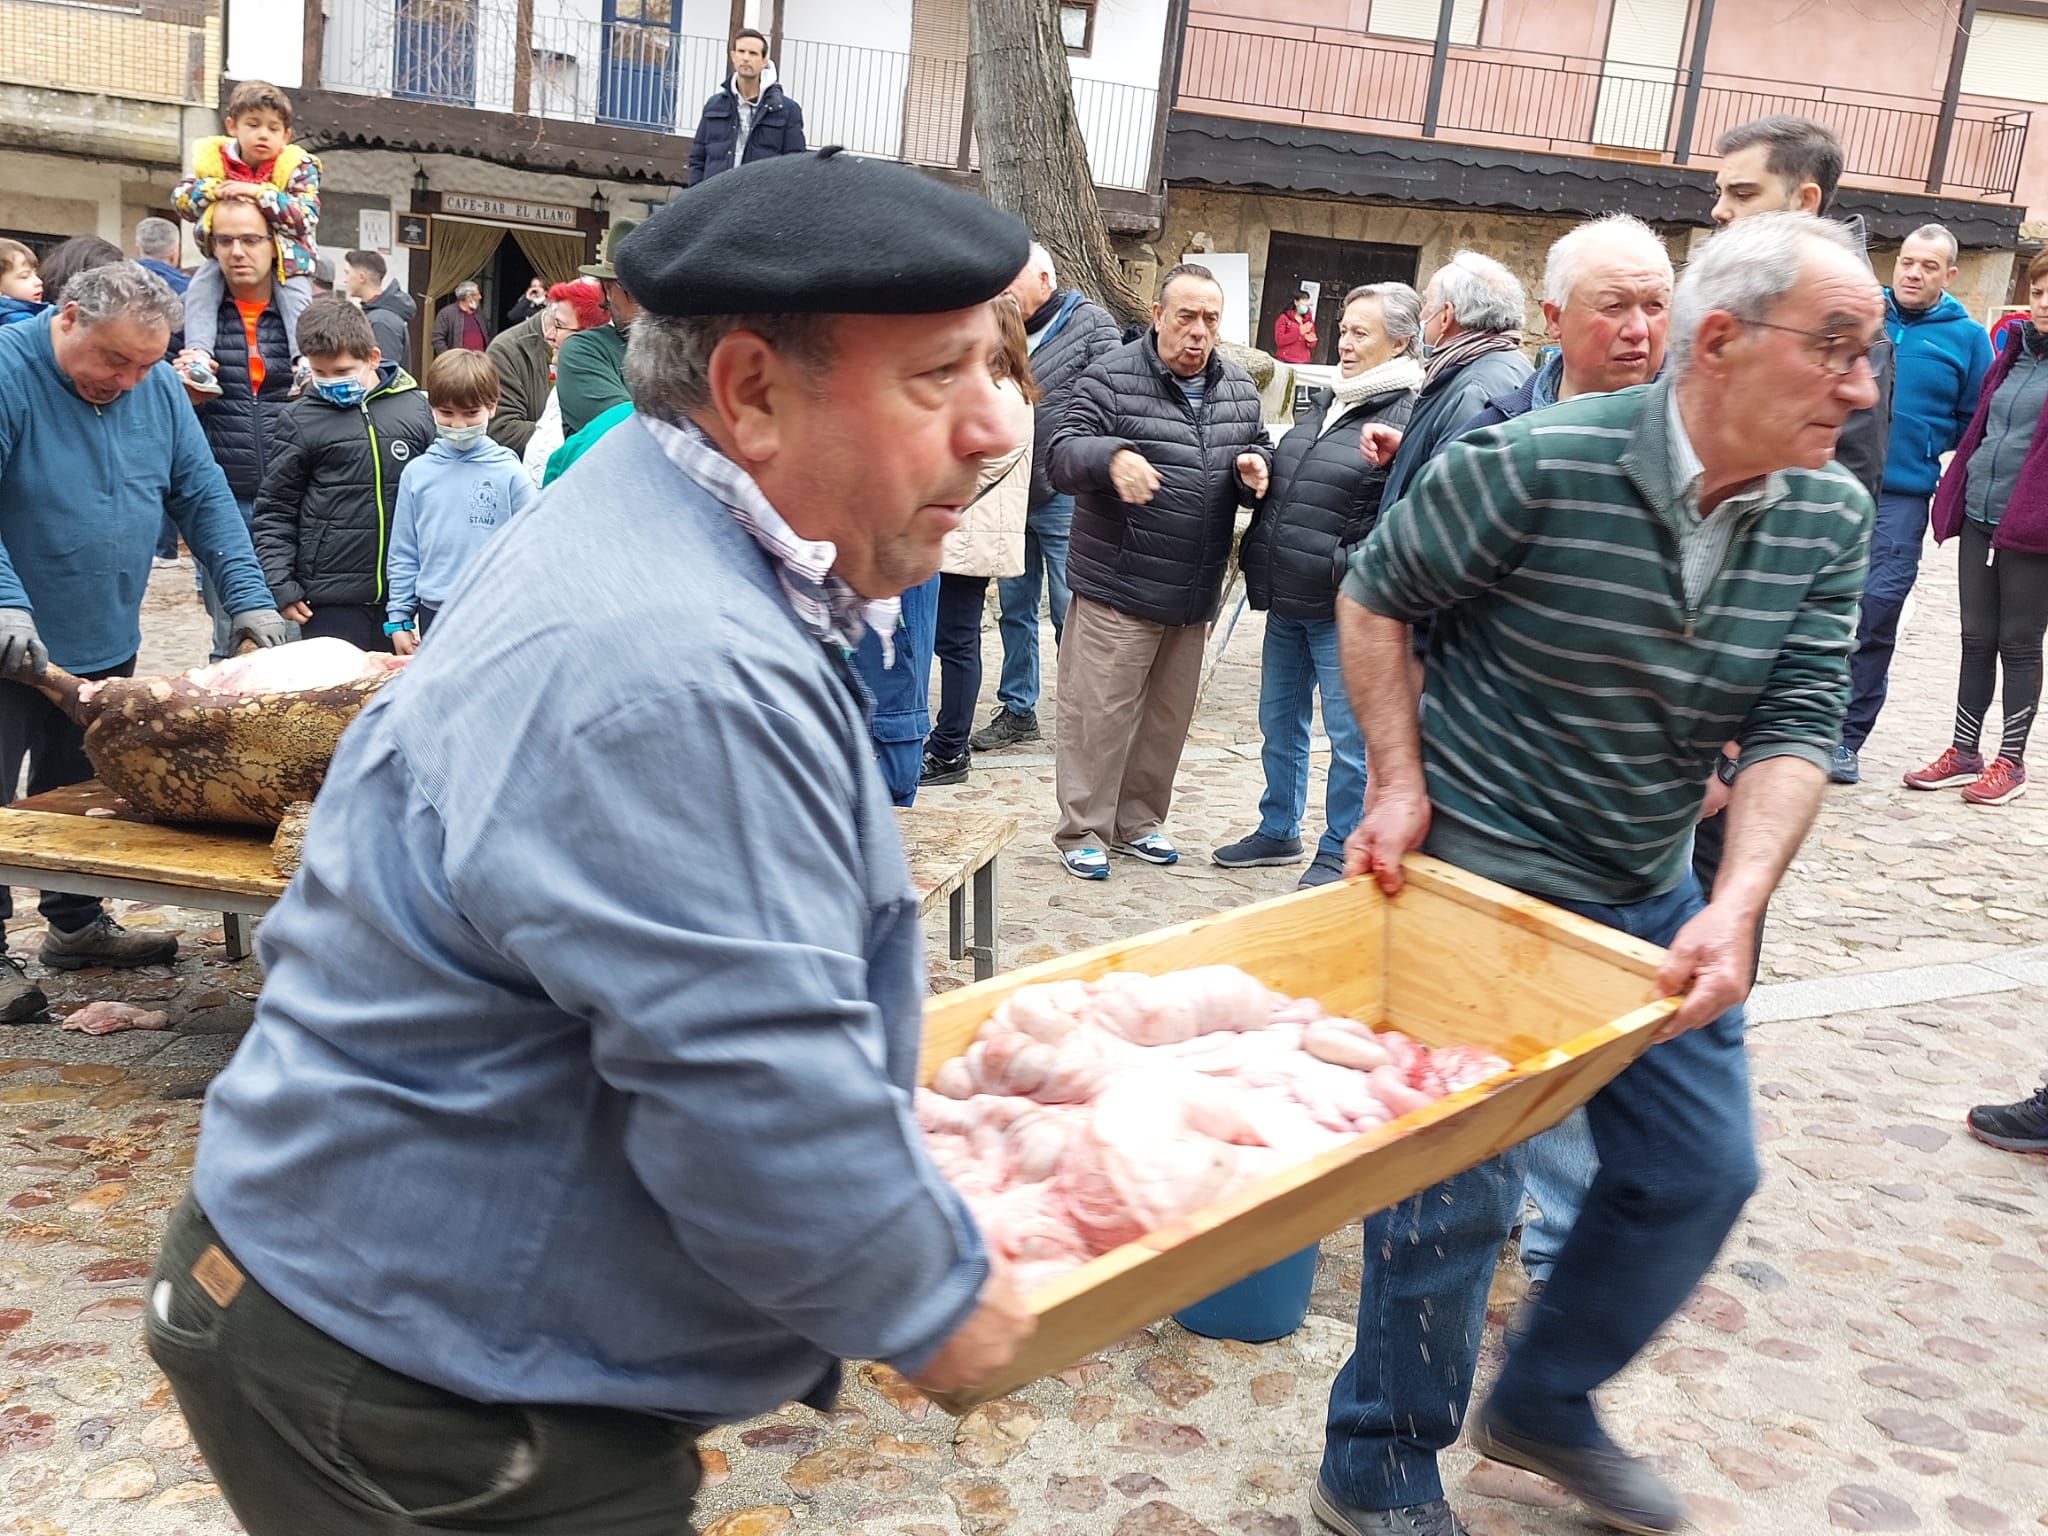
642, 413, 900, 661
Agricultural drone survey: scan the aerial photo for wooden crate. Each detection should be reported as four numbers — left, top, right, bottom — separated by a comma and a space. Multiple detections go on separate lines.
917, 855, 1677, 1413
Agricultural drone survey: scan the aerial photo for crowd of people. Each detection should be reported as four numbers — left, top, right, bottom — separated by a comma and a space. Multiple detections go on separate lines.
0, 54, 2043, 1536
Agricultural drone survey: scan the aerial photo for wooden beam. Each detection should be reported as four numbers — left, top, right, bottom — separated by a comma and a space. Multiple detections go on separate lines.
1670, 0, 1716, 166
1144, 0, 1190, 203
294, 88, 692, 183
512, 0, 535, 117
301, 0, 322, 93
1421, 0, 1457, 138
768, 0, 786, 65
1927, 0, 1980, 193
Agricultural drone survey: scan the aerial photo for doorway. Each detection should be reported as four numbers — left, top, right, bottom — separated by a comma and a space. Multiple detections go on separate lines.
600, 0, 683, 131
1257, 233, 1421, 372
485, 238, 538, 336
393, 0, 477, 106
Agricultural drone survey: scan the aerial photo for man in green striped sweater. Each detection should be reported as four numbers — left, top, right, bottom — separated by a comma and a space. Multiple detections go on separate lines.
1314, 212, 1880, 1536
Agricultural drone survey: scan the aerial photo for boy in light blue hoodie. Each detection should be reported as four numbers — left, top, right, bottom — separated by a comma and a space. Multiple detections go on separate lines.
0, 240, 47, 327
385, 350, 536, 651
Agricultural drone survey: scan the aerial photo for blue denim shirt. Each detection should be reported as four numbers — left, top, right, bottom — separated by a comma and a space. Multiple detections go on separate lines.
194, 417, 987, 1423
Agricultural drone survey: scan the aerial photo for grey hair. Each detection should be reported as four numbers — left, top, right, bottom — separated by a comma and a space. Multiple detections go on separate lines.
1542, 214, 1673, 310
64, 262, 182, 333
1668, 211, 1863, 372
1423, 250, 1525, 335
1025, 240, 1056, 287
134, 217, 180, 261
624, 311, 840, 418
1158, 261, 1220, 305
1904, 222, 1960, 266
455, 280, 481, 301
1341, 281, 1424, 358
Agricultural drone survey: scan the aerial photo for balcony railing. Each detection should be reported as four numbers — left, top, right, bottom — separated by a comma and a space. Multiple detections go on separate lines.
0, 0, 217, 105
1178, 21, 2029, 201
320, 0, 1159, 192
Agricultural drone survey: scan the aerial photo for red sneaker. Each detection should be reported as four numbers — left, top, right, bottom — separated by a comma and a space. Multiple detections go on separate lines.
1961, 756, 2028, 806
1903, 747, 1984, 790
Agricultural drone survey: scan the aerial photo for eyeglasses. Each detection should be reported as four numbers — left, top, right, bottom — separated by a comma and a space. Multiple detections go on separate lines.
1744, 320, 1891, 378
211, 234, 272, 251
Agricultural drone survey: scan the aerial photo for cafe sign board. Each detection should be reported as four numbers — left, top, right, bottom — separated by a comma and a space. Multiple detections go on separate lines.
438, 194, 581, 230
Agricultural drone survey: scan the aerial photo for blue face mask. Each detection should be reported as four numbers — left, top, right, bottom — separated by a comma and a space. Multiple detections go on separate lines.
311, 376, 368, 408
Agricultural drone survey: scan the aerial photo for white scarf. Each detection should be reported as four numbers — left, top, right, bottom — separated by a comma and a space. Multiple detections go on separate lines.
1319, 354, 1425, 437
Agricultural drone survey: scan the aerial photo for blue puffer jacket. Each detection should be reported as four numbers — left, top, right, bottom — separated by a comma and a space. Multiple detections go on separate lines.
687, 80, 806, 185
1380, 347, 1532, 508
1884, 290, 1994, 498
196, 289, 293, 501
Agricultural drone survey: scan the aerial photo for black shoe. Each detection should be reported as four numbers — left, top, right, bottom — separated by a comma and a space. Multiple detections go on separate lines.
1968, 1082, 2048, 1154
1297, 849, 1346, 888
1467, 1404, 1681, 1535
0, 955, 47, 1023
969, 709, 1039, 751
1212, 830, 1305, 868
1310, 1484, 1468, 1536
39, 915, 179, 972
919, 749, 970, 787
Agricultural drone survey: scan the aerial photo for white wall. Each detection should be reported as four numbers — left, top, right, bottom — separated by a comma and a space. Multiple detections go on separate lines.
226, 0, 306, 88
1069, 0, 1169, 92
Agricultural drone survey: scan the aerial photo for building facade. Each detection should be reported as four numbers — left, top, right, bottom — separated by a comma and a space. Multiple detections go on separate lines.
0, 0, 221, 260
1163, 0, 2039, 364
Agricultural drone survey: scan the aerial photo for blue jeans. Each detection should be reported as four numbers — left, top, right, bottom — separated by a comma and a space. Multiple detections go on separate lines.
1256, 613, 1366, 861
1518, 1110, 1596, 1281
1321, 873, 1757, 1508
848, 574, 939, 806
994, 494, 1072, 717
1841, 491, 1930, 751
197, 496, 257, 662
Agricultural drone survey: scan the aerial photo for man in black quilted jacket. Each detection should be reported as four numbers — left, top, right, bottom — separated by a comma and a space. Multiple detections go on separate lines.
1048, 262, 1272, 881
972, 242, 1124, 751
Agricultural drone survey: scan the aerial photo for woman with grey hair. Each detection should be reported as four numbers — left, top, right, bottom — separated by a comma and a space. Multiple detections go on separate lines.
431, 279, 493, 356
1217, 282, 1425, 885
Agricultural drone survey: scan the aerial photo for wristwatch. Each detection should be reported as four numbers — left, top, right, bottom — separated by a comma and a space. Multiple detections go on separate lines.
1715, 754, 1740, 786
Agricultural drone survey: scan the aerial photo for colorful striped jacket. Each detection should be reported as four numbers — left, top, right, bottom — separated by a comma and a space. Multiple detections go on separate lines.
174, 137, 320, 281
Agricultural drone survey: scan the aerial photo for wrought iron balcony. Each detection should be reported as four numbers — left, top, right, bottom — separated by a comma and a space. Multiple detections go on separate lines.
318, 0, 1159, 192
1178, 20, 2029, 201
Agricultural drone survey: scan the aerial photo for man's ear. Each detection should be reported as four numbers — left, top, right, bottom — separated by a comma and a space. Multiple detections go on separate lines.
1797, 181, 1824, 216
1540, 300, 1565, 341
709, 328, 789, 464
1691, 311, 1744, 376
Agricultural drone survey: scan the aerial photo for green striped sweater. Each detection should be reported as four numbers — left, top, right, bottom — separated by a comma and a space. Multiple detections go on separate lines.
1342, 376, 1872, 904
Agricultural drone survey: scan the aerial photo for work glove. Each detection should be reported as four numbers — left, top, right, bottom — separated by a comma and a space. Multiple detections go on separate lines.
229, 608, 292, 650
0, 608, 47, 676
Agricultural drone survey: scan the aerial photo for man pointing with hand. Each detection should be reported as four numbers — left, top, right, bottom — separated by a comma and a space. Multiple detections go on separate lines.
1050, 262, 1271, 881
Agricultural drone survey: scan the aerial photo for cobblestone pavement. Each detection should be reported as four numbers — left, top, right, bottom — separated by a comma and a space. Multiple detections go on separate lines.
1, 548, 2044, 1536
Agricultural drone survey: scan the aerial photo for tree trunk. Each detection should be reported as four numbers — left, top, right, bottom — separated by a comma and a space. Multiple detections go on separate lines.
968, 0, 1148, 330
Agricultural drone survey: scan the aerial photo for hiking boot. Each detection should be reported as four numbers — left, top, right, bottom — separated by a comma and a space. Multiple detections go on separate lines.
1903, 746, 1983, 790
970, 709, 1040, 751
40, 915, 178, 972
1967, 1081, 2048, 1154
1212, 831, 1304, 868
1112, 833, 1179, 865
1309, 1484, 1469, 1536
918, 749, 970, 787
1961, 755, 2028, 807
0, 955, 47, 1023
1828, 744, 1861, 784
1297, 849, 1346, 889
1468, 1403, 1681, 1535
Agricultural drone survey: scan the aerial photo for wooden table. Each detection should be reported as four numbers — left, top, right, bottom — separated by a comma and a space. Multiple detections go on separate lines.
895, 805, 1017, 981
0, 786, 1019, 981
0, 782, 281, 959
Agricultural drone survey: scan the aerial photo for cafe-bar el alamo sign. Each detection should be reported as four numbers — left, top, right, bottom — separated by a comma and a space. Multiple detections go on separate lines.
438, 195, 580, 229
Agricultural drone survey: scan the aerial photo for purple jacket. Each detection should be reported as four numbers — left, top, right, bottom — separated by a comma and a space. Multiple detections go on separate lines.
1932, 316, 2048, 554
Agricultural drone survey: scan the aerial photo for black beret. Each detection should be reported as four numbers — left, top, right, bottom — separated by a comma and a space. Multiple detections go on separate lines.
617, 148, 1030, 318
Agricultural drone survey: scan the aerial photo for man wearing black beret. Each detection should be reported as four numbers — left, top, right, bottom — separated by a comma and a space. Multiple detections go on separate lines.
148, 149, 1037, 1535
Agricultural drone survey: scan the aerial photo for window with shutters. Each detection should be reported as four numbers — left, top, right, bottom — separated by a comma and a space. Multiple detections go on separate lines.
1960, 11, 2048, 103
1368, 0, 1483, 46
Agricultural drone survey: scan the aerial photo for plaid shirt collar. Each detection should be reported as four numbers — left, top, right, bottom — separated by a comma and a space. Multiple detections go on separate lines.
642, 413, 900, 661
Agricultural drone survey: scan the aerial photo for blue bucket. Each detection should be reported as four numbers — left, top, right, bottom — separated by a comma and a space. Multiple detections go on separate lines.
1172, 1243, 1321, 1342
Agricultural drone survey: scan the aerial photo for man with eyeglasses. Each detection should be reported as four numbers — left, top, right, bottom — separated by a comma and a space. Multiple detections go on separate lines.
174, 196, 297, 662
1313, 212, 1878, 1536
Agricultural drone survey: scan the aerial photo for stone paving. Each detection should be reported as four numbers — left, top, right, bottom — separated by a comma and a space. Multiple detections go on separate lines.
0, 548, 2044, 1536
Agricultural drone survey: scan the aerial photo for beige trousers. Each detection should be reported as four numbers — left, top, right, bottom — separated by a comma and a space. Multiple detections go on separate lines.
1053, 594, 1207, 851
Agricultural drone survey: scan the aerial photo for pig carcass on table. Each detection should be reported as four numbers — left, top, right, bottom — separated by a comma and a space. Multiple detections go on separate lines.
918, 965, 1511, 1293
19, 639, 406, 827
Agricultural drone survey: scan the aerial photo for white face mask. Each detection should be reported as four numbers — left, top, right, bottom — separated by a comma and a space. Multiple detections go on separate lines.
439, 423, 488, 450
